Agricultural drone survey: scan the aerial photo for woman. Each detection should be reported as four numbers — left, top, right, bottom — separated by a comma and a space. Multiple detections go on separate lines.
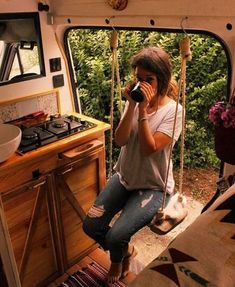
83, 46, 182, 283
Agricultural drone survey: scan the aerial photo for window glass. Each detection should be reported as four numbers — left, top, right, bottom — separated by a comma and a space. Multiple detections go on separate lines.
0, 12, 45, 85
9, 45, 40, 79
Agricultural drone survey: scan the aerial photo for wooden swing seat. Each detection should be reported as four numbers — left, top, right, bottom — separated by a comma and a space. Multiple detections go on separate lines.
149, 209, 188, 235
149, 193, 188, 235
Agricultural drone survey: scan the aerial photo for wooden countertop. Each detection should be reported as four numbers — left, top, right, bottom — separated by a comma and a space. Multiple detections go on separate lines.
0, 113, 110, 194
0, 112, 110, 174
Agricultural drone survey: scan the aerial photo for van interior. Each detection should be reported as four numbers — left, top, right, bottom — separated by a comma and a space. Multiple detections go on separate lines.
0, 1, 235, 287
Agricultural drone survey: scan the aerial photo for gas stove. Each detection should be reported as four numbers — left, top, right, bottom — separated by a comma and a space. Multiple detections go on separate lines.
17, 114, 96, 153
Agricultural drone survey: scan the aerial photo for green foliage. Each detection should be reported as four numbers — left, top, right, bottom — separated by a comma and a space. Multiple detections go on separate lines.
67, 29, 228, 169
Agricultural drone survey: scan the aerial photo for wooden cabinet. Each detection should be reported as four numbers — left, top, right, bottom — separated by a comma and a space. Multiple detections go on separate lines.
0, 115, 109, 287
0, 176, 60, 287
0, 135, 108, 286
55, 139, 106, 268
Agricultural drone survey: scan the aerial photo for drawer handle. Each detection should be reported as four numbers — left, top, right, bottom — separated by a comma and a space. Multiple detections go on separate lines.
61, 166, 73, 174
32, 180, 46, 189
61, 140, 103, 160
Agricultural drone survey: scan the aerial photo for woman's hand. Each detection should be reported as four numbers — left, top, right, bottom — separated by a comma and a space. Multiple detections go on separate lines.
138, 81, 155, 110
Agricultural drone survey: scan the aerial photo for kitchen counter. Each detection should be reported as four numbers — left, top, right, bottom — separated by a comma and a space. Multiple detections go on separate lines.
0, 112, 110, 170
0, 113, 110, 193
0, 113, 110, 287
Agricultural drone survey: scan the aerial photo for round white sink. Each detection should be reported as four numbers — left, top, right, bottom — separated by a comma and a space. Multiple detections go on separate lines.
0, 124, 22, 163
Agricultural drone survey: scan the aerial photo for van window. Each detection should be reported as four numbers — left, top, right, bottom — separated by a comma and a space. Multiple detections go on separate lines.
0, 12, 45, 85
65, 28, 230, 169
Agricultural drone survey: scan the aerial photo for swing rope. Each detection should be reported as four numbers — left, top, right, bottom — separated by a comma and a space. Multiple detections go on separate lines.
178, 36, 192, 197
115, 48, 123, 117
179, 43, 188, 197
160, 70, 183, 213
151, 36, 192, 230
109, 30, 123, 179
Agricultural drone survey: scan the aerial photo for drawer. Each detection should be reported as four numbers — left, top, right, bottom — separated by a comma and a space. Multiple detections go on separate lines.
0, 154, 57, 194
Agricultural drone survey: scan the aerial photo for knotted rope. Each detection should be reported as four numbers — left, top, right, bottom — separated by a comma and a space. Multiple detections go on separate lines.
155, 35, 192, 223
109, 30, 123, 178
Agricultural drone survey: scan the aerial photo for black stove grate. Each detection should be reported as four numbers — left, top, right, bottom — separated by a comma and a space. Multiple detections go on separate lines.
18, 114, 96, 153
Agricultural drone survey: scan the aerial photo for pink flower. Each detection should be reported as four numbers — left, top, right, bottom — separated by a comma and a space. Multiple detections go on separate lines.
209, 102, 235, 128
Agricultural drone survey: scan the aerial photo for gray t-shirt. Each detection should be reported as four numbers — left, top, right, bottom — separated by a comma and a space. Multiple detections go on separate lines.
114, 99, 182, 194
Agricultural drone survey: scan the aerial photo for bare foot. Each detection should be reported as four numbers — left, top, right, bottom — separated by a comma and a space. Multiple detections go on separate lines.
107, 262, 122, 283
121, 245, 137, 278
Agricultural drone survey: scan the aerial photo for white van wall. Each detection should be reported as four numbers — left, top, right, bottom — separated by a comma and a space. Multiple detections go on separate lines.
51, 0, 235, 94
0, 0, 74, 114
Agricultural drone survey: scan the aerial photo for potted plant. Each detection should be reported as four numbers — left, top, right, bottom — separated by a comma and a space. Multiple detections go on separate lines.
209, 97, 235, 165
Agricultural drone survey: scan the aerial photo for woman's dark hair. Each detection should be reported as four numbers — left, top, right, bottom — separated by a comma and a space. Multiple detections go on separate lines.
131, 46, 172, 96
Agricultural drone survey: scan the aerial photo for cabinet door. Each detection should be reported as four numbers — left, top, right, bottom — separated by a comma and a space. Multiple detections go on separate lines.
0, 176, 59, 287
55, 144, 106, 268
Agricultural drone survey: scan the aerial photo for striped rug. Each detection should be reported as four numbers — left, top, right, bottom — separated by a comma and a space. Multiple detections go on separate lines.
59, 261, 126, 287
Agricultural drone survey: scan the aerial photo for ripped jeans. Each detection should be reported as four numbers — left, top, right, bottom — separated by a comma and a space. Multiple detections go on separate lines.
83, 173, 170, 263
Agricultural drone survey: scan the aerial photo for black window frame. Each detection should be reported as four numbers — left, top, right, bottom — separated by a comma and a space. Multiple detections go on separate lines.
0, 12, 46, 86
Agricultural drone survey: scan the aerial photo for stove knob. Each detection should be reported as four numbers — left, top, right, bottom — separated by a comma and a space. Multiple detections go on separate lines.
35, 132, 42, 146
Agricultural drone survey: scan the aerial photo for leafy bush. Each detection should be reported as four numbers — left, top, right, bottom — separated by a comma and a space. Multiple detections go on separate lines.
67, 29, 228, 170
